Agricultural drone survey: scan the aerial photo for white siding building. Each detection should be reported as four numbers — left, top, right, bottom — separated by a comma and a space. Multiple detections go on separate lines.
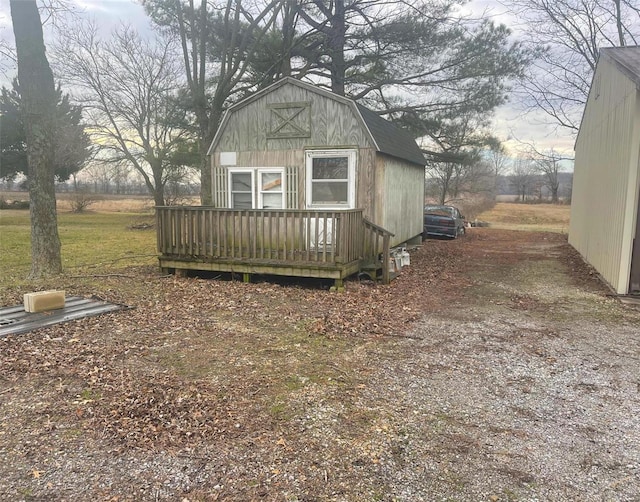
570, 47, 640, 295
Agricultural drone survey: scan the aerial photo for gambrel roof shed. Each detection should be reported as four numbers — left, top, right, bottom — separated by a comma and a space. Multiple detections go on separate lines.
158, 78, 426, 285
570, 47, 640, 295
208, 77, 426, 248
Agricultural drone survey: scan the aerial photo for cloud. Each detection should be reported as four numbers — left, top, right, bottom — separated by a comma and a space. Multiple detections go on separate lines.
492, 104, 576, 156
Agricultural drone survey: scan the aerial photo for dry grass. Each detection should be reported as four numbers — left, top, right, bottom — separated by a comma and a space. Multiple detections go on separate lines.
0, 209, 157, 286
476, 202, 571, 233
0, 191, 202, 213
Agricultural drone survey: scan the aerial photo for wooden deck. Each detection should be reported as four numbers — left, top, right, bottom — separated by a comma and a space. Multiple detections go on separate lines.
156, 207, 394, 285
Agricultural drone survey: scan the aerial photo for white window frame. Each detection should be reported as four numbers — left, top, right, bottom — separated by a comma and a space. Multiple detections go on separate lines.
257, 168, 285, 209
228, 168, 285, 209
228, 168, 255, 209
305, 149, 357, 209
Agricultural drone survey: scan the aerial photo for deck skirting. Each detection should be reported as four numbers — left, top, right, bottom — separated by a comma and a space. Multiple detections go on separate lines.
158, 256, 362, 280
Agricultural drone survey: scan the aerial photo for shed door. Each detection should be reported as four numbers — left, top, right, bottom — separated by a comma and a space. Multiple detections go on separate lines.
304, 150, 357, 249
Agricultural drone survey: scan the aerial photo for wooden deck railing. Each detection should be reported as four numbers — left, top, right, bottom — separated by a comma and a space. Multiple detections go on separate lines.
362, 218, 394, 284
156, 207, 368, 265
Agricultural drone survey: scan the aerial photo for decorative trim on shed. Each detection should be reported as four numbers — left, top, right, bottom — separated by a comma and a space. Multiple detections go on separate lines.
213, 166, 227, 208
267, 102, 311, 139
286, 166, 298, 209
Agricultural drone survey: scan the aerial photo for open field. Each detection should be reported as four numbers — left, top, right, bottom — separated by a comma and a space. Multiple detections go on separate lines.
2, 199, 639, 501
476, 202, 571, 233
0, 209, 157, 285
1, 191, 161, 214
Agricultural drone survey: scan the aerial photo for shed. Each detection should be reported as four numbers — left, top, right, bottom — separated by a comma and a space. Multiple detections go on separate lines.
569, 47, 640, 295
156, 78, 426, 286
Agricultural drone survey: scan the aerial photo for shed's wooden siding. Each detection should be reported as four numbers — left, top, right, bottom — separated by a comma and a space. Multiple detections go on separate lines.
377, 155, 424, 246
570, 56, 640, 294
213, 85, 373, 153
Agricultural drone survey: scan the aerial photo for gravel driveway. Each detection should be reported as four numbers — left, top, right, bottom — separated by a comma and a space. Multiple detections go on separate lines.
1, 229, 639, 501
306, 230, 640, 501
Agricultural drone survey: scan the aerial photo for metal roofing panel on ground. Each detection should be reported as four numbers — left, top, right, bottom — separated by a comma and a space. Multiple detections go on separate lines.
0, 296, 131, 337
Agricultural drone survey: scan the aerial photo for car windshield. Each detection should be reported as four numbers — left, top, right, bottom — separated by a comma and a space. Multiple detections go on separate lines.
424, 205, 455, 216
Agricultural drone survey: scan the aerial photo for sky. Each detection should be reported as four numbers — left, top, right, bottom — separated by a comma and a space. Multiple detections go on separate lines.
0, 0, 578, 157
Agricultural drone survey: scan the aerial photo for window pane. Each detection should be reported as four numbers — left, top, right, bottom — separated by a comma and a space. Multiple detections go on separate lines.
232, 192, 252, 209
231, 173, 252, 191
261, 172, 282, 192
262, 193, 283, 209
311, 181, 348, 204
312, 157, 348, 180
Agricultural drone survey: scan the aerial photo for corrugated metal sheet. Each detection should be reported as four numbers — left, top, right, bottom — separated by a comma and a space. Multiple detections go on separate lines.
0, 296, 130, 337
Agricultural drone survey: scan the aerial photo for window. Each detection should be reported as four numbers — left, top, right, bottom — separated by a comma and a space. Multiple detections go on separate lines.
258, 171, 284, 209
230, 171, 254, 209
228, 169, 284, 209
305, 150, 356, 209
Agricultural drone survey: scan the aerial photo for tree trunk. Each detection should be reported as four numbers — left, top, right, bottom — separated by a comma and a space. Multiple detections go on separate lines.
10, 0, 62, 278
198, 138, 212, 205
329, 0, 346, 95
614, 0, 625, 46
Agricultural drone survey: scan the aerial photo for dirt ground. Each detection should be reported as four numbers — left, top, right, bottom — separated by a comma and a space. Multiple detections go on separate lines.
1, 228, 640, 501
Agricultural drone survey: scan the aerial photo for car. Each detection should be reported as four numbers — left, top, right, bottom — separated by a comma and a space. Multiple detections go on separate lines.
423, 204, 466, 239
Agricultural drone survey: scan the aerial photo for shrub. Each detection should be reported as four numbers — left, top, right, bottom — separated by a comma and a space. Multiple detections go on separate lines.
0, 198, 30, 210
69, 191, 98, 213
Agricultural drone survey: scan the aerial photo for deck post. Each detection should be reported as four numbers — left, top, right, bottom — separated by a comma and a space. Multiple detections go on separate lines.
381, 233, 391, 285
330, 278, 345, 292
243, 273, 251, 283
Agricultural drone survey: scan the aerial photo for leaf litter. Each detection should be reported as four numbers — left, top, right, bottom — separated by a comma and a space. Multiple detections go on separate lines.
1, 229, 639, 500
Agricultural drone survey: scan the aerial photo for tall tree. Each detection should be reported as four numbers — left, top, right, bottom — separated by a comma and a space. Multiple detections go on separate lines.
288, 0, 531, 175
486, 145, 510, 197
10, 0, 62, 277
293, 1, 530, 115
421, 112, 500, 204
56, 24, 196, 206
502, 0, 640, 133
0, 80, 91, 183
143, 0, 280, 205
143, 0, 529, 203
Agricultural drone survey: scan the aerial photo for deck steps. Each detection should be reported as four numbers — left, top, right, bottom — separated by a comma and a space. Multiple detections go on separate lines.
359, 259, 399, 282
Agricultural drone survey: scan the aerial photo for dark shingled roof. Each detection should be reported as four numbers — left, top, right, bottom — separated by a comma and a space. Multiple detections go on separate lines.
601, 46, 640, 87
356, 103, 426, 166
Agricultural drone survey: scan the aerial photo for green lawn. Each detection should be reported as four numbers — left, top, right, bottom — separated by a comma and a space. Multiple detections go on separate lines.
0, 210, 157, 287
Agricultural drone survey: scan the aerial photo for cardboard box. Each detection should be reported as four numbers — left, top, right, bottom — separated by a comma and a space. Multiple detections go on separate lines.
24, 291, 65, 313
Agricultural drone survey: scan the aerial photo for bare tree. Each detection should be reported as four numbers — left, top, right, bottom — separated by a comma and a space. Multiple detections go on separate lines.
509, 156, 536, 201
10, 0, 62, 277
426, 152, 495, 205
530, 148, 570, 203
143, 0, 281, 205
486, 145, 510, 196
1, 0, 78, 79
55, 23, 196, 206
502, 0, 640, 133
